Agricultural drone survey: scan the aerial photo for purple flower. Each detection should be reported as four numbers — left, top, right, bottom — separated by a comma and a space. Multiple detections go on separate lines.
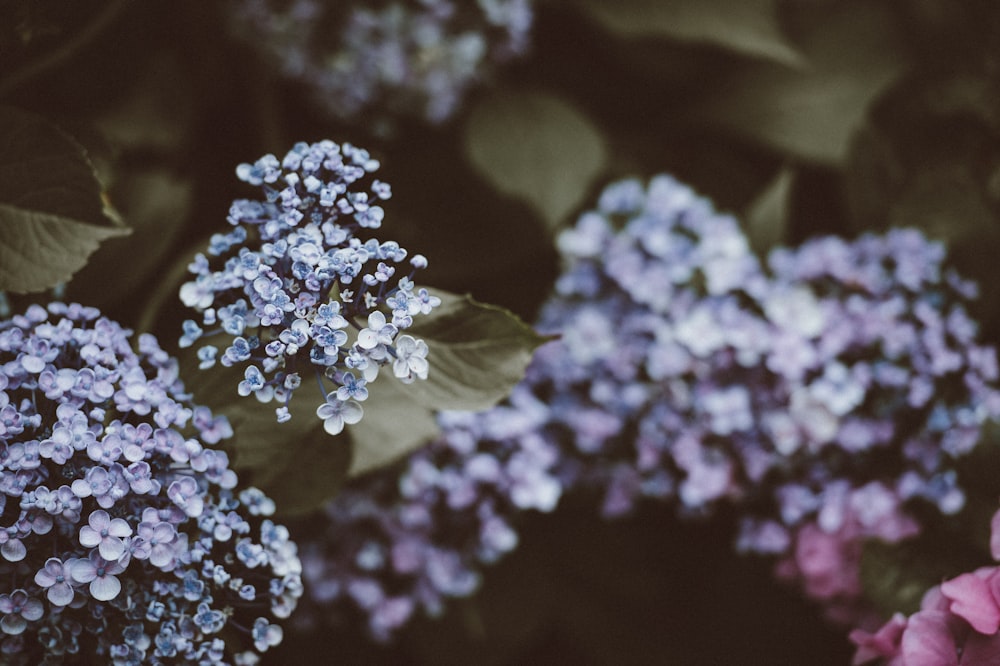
79, 509, 132, 560
0, 303, 302, 662
180, 140, 437, 433
226, 0, 534, 126
69, 551, 127, 602
33, 558, 76, 607
0, 589, 43, 635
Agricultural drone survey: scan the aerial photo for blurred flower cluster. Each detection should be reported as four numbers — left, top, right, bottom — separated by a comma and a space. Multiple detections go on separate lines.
180, 140, 438, 435
227, 0, 533, 128
294, 381, 561, 639
293, 174, 1000, 637
0, 303, 301, 664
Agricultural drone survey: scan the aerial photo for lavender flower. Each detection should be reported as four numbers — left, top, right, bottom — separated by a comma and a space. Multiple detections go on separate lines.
294, 174, 1000, 638
227, 0, 533, 128
545, 177, 1000, 622
180, 140, 438, 434
295, 383, 560, 640
0, 302, 301, 663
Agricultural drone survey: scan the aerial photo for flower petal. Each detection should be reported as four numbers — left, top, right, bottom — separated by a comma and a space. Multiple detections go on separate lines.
941, 573, 1000, 634
89, 575, 121, 602
46, 583, 74, 607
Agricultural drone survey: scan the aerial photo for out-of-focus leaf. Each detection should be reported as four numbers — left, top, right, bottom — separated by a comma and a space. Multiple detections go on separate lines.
844, 71, 1000, 335
93, 53, 193, 151
175, 352, 351, 518
349, 291, 547, 476
846, 73, 1000, 242
745, 167, 793, 256
694, 2, 907, 164
66, 169, 192, 307
0, 106, 127, 293
861, 537, 986, 618
463, 90, 607, 231
347, 376, 441, 477
405, 291, 549, 412
572, 0, 801, 66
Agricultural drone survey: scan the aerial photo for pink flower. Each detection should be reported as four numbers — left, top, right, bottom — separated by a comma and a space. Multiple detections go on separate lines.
940, 569, 1000, 635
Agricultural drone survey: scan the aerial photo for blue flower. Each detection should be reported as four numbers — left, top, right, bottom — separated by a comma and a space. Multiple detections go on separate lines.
226, 0, 534, 127
180, 140, 438, 434
0, 303, 302, 662
316, 396, 364, 436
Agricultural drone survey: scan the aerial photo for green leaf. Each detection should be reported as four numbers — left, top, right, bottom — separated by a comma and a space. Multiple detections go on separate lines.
693, 2, 907, 164
0, 106, 127, 293
348, 291, 549, 477
744, 167, 793, 256
178, 289, 545, 504
463, 90, 607, 231
572, 0, 802, 66
65, 168, 192, 308
174, 355, 351, 518
347, 377, 441, 477
405, 291, 550, 411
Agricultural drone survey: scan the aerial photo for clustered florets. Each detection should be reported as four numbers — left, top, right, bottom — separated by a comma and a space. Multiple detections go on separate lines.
295, 382, 561, 639
0, 302, 301, 664
543, 176, 1000, 623
293, 175, 1000, 637
180, 140, 438, 436
227, 0, 533, 127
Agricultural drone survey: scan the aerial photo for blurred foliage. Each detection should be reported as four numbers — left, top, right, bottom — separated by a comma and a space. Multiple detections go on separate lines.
3, 0, 1000, 661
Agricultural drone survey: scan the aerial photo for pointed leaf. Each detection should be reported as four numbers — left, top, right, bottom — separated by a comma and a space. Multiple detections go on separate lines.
347, 377, 441, 477
463, 91, 607, 231
694, 2, 907, 163
176, 352, 351, 518
348, 290, 548, 477
745, 167, 793, 256
0, 106, 127, 293
405, 291, 550, 411
66, 169, 192, 307
573, 0, 802, 66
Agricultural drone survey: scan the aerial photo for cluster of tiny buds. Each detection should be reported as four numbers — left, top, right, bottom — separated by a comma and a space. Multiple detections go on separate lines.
180, 140, 438, 436
0, 302, 301, 664
227, 0, 534, 127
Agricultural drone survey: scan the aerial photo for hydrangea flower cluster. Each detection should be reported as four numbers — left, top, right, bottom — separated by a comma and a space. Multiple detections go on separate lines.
295, 382, 561, 640
227, 0, 533, 127
543, 176, 1000, 622
291, 174, 1000, 639
0, 302, 302, 664
850, 504, 1000, 664
180, 140, 437, 435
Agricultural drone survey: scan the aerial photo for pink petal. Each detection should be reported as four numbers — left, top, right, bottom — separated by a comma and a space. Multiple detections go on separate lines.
941, 573, 1000, 634
991, 508, 1000, 560
108, 518, 132, 538
961, 630, 1000, 665
1, 540, 25, 562
0, 614, 26, 635
900, 610, 959, 666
